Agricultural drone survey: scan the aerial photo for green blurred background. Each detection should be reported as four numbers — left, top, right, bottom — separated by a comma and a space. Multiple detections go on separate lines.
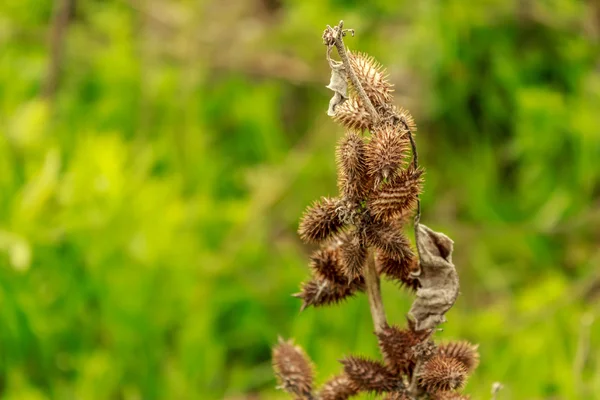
1, 0, 600, 399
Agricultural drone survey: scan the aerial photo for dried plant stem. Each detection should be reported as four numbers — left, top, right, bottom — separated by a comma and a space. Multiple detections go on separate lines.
363, 249, 387, 334
329, 20, 388, 335
330, 21, 380, 123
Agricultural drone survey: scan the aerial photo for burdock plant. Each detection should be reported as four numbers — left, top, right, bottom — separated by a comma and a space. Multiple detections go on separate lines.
272, 21, 479, 400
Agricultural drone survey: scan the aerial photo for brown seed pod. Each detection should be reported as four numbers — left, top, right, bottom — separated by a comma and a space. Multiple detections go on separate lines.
418, 355, 468, 393
320, 374, 359, 400
272, 338, 314, 398
341, 356, 402, 393
376, 251, 420, 291
366, 220, 412, 261
366, 125, 410, 187
333, 98, 373, 132
368, 167, 423, 222
294, 276, 364, 311
309, 246, 346, 285
376, 325, 432, 376
336, 131, 370, 201
348, 51, 394, 107
298, 197, 345, 243
339, 231, 367, 280
437, 341, 480, 374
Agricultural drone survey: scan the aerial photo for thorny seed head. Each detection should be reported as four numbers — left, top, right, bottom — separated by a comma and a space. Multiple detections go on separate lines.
368, 167, 424, 222
418, 355, 469, 393
376, 251, 420, 291
348, 51, 394, 107
298, 197, 346, 243
319, 374, 359, 400
341, 356, 402, 393
339, 230, 367, 280
376, 325, 432, 376
437, 341, 480, 374
366, 125, 411, 187
272, 338, 314, 397
333, 98, 373, 132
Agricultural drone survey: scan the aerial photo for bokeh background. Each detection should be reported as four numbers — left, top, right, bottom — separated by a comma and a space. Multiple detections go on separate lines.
1, 0, 600, 399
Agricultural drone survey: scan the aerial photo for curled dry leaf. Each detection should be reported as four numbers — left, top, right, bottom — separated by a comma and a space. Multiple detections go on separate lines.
408, 224, 459, 331
327, 60, 348, 116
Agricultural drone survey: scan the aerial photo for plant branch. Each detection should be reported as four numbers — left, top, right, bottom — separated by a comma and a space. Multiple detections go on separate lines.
326, 21, 380, 123
363, 249, 387, 334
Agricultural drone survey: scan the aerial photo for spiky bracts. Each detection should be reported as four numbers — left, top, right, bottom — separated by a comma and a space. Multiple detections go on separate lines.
272, 338, 315, 398
369, 167, 423, 221
298, 197, 345, 243
336, 132, 369, 202
376, 325, 432, 376
319, 375, 359, 400
294, 275, 364, 311
348, 51, 394, 107
437, 341, 480, 373
340, 356, 402, 393
418, 355, 468, 393
339, 231, 367, 279
366, 125, 410, 187
334, 99, 372, 132
376, 251, 419, 291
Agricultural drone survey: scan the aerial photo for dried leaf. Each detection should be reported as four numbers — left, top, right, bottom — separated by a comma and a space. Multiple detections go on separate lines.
327, 60, 348, 116
272, 338, 315, 398
408, 224, 459, 331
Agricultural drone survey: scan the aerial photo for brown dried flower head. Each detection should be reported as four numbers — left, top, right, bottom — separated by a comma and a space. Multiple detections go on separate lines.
339, 231, 367, 280
298, 197, 345, 243
341, 356, 401, 393
294, 276, 364, 311
333, 98, 373, 131
272, 338, 314, 398
348, 51, 394, 107
366, 125, 410, 186
367, 220, 413, 261
418, 355, 468, 393
376, 251, 420, 291
319, 374, 359, 400
336, 131, 370, 201
438, 341, 480, 374
376, 325, 432, 376
309, 246, 346, 284
368, 167, 424, 221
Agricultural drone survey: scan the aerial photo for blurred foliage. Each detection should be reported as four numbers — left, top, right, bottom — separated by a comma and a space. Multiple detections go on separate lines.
0, 0, 599, 399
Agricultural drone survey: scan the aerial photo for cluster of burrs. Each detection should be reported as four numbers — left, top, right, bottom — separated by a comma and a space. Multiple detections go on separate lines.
272, 21, 479, 400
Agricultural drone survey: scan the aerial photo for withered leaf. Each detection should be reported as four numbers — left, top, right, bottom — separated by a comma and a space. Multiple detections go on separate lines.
408, 224, 459, 331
